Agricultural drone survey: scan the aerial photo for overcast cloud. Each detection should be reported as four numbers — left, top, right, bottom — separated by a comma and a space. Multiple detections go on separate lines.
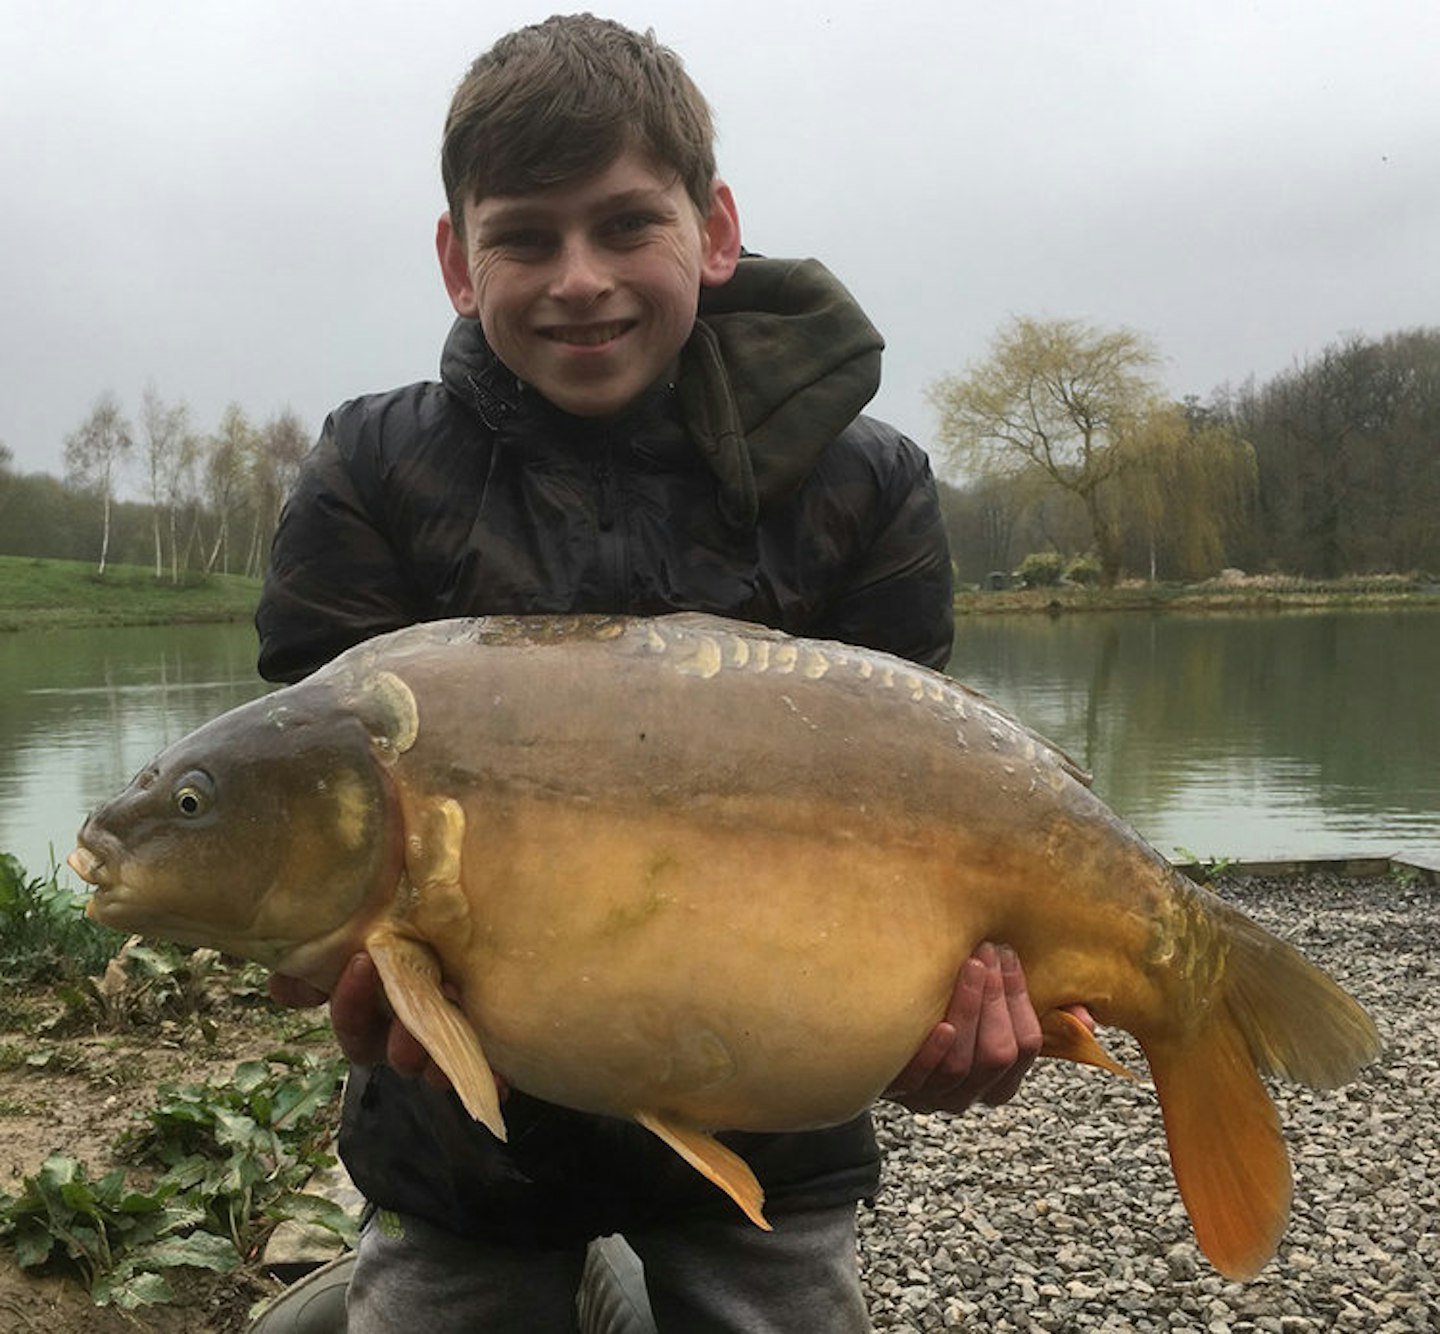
2, 0, 1436, 488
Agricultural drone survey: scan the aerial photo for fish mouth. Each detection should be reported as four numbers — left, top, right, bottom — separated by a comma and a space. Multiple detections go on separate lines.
68, 843, 108, 888
68, 841, 120, 925
68, 829, 125, 905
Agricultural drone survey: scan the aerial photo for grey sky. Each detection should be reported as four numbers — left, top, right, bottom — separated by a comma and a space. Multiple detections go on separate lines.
2, 0, 1436, 488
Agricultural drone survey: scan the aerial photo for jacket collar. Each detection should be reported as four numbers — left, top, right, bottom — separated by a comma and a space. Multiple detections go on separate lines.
438, 256, 885, 527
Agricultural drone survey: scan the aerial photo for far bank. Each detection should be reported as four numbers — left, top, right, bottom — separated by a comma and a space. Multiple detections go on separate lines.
955, 571, 1440, 616
0, 556, 261, 631
4, 556, 1438, 632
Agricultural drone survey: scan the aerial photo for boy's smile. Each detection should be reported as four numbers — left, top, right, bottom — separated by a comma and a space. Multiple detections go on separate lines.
438, 153, 740, 418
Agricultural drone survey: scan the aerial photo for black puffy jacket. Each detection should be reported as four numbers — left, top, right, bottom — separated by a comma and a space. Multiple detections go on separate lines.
256, 256, 954, 1246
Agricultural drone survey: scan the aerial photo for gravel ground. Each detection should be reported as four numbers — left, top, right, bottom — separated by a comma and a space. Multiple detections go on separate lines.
856, 870, 1438, 1332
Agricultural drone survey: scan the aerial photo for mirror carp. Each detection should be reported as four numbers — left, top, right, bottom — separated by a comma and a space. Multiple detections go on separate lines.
68, 612, 1380, 1279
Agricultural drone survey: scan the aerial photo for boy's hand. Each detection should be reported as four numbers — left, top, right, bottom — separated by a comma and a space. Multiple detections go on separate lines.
885, 942, 1090, 1113
268, 955, 475, 1095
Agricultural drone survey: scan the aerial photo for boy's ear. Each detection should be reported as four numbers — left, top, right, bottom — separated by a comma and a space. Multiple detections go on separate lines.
699, 181, 742, 289
436, 211, 479, 318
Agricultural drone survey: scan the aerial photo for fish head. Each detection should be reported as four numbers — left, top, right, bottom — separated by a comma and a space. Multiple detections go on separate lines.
68, 674, 411, 980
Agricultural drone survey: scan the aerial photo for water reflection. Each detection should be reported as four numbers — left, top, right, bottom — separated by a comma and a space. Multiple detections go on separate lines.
0, 624, 269, 876
948, 607, 1440, 865
1, 611, 1437, 882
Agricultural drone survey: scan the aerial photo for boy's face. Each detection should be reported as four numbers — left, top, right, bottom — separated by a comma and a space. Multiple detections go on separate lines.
438, 151, 740, 418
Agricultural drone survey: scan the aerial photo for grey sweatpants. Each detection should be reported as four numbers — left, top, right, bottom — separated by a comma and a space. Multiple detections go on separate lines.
345, 1205, 872, 1333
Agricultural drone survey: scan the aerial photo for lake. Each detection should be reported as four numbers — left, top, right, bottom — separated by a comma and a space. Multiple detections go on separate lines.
945, 606, 1440, 868
2, 609, 1437, 883
0, 623, 271, 880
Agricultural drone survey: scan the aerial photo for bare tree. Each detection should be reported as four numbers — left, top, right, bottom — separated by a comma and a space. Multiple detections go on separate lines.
166, 422, 203, 581
201, 403, 256, 575
0, 439, 13, 528
1225, 328, 1440, 577
63, 392, 135, 574
140, 384, 198, 581
244, 409, 310, 577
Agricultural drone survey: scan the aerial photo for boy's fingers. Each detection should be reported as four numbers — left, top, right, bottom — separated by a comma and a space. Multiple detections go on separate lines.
387, 1022, 436, 1079
977, 946, 1044, 1105
884, 1021, 959, 1100
887, 944, 1052, 1112
329, 953, 392, 1065
885, 945, 990, 1102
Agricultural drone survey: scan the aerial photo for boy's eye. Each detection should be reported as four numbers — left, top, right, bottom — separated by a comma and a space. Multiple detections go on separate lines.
604, 212, 661, 241
494, 230, 552, 251
478, 226, 555, 256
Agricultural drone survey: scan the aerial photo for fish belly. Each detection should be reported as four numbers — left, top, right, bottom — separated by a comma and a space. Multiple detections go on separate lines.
445, 790, 994, 1131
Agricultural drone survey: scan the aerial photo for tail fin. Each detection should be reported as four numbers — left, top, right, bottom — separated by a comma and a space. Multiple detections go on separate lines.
1144, 903, 1380, 1280
1212, 899, 1381, 1089
1146, 1018, 1291, 1279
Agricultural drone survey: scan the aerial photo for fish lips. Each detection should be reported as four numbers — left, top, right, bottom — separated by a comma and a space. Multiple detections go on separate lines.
69, 842, 106, 886
68, 827, 123, 911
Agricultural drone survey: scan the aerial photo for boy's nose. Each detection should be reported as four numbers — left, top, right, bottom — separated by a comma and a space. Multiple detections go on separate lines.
549, 240, 612, 303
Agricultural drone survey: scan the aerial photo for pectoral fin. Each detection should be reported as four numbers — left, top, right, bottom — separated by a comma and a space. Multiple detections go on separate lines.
1041, 1008, 1139, 1080
634, 1112, 771, 1231
366, 928, 507, 1141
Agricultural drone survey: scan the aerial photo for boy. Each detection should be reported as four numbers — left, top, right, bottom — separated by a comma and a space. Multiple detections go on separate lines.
258, 15, 1058, 1332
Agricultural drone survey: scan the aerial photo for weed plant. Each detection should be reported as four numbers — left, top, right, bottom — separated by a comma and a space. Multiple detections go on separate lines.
0, 1051, 353, 1309
0, 853, 125, 982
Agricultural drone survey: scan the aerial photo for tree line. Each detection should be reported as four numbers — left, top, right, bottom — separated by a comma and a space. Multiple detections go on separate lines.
0, 388, 310, 579
932, 322, 1440, 586
3, 323, 1436, 587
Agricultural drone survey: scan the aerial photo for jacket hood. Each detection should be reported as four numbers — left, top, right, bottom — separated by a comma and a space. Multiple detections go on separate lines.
439, 256, 885, 528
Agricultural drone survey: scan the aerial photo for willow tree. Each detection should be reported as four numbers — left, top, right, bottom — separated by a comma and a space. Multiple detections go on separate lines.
1117, 399, 1258, 581
928, 317, 1165, 584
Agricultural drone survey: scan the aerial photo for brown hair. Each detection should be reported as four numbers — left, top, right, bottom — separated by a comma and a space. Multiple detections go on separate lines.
442, 14, 717, 234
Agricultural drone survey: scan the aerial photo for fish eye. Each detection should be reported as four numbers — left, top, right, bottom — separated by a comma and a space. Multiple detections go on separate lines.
172, 771, 216, 819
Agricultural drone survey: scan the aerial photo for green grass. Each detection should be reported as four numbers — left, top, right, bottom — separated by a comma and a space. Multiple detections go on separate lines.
0, 556, 261, 631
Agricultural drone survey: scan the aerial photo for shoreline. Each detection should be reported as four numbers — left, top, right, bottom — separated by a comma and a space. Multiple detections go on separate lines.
2, 864, 1430, 1328
7, 589, 1440, 634
953, 578, 1440, 617
1172, 850, 1440, 883
4, 555, 1437, 631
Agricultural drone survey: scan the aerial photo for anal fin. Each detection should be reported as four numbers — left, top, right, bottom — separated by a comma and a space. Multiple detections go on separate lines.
1042, 1008, 1139, 1080
635, 1111, 771, 1232
366, 928, 507, 1142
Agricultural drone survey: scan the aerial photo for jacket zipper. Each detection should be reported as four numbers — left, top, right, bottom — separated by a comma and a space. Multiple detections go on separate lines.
593, 445, 628, 606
